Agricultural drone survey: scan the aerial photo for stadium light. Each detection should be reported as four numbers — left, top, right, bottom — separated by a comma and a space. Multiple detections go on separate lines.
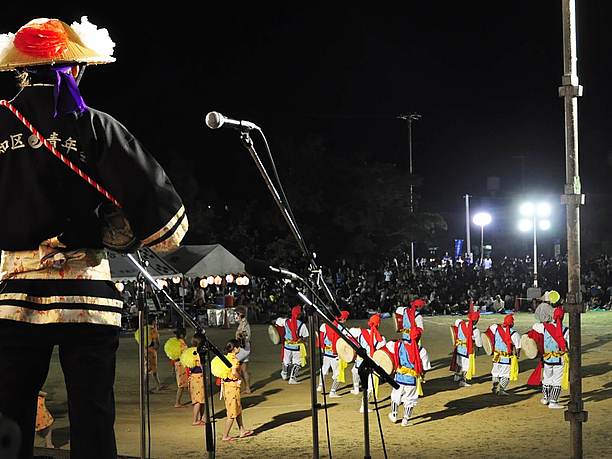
472, 211, 492, 265
518, 201, 551, 287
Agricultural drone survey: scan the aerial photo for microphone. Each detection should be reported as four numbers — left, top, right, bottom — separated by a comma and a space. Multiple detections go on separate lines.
205, 111, 259, 131
245, 259, 304, 281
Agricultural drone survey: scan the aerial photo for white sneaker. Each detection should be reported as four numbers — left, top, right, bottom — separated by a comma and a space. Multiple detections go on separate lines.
401, 418, 410, 427
316, 385, 323, 392
288, 379, 301, 385
548, 402, 564, 409
359, 406, 373, 413
540, 398, 549, 405
387, 413, 397, 424
350, 388, 360, 395
329, 392, 342, 398
458, 381, 471, 387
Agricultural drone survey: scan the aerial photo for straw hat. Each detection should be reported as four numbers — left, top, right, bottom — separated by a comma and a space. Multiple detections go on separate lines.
0, 17, 115, 71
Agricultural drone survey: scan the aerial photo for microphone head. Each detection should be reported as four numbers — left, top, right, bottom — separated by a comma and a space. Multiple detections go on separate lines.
205, 111, 224, 129
245, 259, 272, 277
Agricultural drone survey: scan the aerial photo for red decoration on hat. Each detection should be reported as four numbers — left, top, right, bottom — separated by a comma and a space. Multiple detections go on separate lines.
14, 19, 68, 58
411, 299, 426, 309
337, 310, 350, 321
468, 311, 480, 323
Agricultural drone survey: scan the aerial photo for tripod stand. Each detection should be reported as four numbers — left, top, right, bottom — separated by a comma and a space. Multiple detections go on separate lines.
126, 250, 231, 459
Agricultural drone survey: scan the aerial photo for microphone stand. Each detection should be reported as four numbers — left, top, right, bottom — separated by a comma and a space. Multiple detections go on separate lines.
236, 128, 397, 459
125, 251, 231, 459
296, 289, 398, 459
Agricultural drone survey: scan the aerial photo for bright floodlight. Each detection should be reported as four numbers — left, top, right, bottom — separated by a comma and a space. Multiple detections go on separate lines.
518, 219, 533, 232
473, 212, 492, 227
520, 202, 535, 216
537, 202, 552, 218
539, 219, 551, 231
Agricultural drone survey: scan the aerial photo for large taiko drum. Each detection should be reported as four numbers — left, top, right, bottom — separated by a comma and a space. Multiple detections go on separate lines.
336, 338, 356, 363
372, 343, 396, 376
481, 331, 494, 356
268, 324, 281, 345
520, 335, 539, 359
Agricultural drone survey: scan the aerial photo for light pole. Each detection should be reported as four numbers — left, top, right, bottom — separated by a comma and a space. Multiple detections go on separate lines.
398, 112, 421, 275
472, 212, 492, 265
464, 194, 472, 263
518, 202, 551, 288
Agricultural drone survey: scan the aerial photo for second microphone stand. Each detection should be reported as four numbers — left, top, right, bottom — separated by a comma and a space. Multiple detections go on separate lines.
126, 252, 231, 459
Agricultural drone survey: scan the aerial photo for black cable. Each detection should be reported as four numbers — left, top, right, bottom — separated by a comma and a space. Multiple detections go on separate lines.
371, 381, 389, 459
255, 129, 341, 314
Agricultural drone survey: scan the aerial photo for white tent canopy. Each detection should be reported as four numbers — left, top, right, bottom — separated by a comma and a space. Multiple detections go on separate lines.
109, 244, 245, 281
164, 244, 245, 277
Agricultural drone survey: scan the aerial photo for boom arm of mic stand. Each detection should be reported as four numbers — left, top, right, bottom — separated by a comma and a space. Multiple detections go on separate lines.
296, 290, 399, 390
126, 253, 231, 369
238, 130, 342, 317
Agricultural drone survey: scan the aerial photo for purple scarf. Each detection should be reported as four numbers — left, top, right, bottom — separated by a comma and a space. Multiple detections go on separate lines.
28, 65, 87, 117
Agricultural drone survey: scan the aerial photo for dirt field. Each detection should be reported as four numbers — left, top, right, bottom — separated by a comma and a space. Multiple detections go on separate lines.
37, 312, 612, 458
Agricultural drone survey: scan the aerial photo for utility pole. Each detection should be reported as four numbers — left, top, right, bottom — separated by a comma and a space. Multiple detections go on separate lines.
559, 0, 587, 457
397, 113, 422, 275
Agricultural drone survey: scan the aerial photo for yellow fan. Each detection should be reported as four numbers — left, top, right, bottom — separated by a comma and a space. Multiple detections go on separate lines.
180, 347, 199, 369
211, 356, 232, 379
164, 337, 184, 360
134, 325, 153, 345
549, 290, 561, 304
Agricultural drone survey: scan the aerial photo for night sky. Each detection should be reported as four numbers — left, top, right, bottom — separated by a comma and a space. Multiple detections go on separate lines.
1, 3, 611, 256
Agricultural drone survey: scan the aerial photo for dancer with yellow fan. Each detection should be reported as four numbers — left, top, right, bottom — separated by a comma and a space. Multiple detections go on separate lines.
180, 337, 204, 425
165, 328, 189, 407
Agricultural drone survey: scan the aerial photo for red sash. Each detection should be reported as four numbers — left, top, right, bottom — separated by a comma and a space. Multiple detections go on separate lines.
459, 320, 474, 355
543, 322, 567, 352
496, 325, 513, 353
393, 340, 423, 376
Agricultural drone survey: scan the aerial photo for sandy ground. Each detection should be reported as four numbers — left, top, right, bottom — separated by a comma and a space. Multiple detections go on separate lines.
37, 312, 612, 458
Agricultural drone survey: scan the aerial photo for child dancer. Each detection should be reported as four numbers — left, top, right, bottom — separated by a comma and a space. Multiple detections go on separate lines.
36, 391, 54, 448
221, 339, 254, 441
170, 327, 189, 407
187, 335, 205, 425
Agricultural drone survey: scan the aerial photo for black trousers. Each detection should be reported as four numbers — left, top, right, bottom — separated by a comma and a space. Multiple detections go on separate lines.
0, 320, 119, 459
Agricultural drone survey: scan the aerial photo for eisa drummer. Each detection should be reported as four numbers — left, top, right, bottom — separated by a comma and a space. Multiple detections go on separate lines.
484, 314, 522, 396
317, 310, 350, 397
386, 326, 431, 427
274, 305, 309, 384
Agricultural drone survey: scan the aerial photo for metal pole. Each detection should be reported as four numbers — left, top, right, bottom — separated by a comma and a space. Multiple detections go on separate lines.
137, 306, 146, 459
398, 113, 421, 275
533, 215, 538, 288
307, 307, 320, 459
408, 117, 415, 276
480, 225, 484, 265
464, 194, 471, 261
559, 1, 587, 457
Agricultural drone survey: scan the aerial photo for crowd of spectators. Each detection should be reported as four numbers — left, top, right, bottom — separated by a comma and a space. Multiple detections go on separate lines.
117, 252, 612, 329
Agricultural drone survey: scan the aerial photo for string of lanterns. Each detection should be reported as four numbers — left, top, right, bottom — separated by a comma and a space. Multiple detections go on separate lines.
115, 274, 249, 291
